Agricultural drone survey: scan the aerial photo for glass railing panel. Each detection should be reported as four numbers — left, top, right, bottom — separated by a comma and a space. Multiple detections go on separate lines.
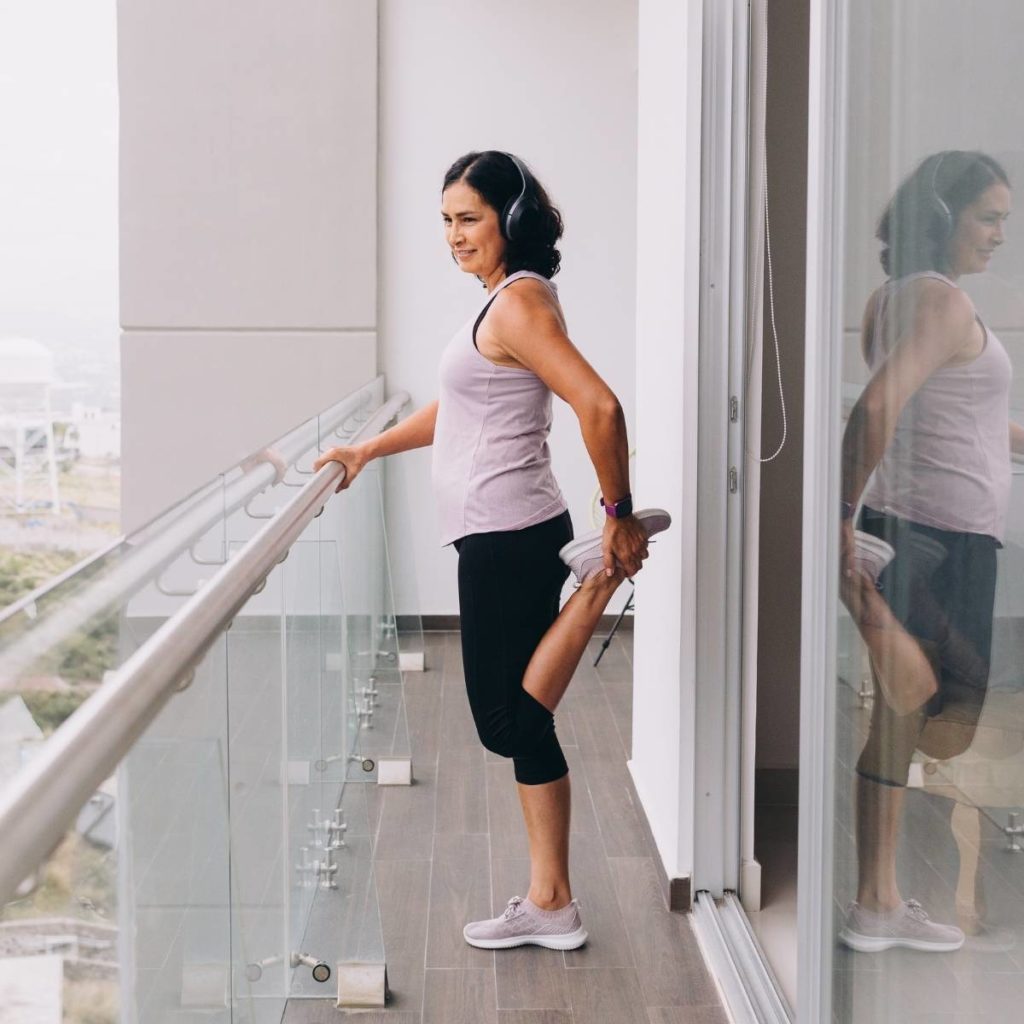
222, 549, 290, 1022
0, 786, 124, 1024
0, 469, 236, 772
0, 630, 243, 1024
830, 2, 1024, 1020
317, 431, 387, 985
124, 631, 237, 1024
0, 380, 397, 1019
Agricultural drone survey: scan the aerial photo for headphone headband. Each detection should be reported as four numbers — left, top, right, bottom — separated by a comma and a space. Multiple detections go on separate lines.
929, 151, 954, 230
500, 151, 537, 241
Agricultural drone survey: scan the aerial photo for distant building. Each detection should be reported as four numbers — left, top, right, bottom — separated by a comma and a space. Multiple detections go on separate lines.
69, 403, 121, 459
0, 337, 61, 513
0, 695, 44, 788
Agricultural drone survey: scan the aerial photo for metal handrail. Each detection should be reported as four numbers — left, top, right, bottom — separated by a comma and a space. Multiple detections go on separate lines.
0, 382, 379, 685
0, 392, 409, 905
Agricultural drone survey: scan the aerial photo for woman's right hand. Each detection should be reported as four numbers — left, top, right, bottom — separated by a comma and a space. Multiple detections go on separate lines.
840, 517, 857, 583
313, 444, 370, 493
835, 520, 860, 614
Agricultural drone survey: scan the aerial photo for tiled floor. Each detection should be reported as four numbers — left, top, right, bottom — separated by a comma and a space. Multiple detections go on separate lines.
283, 630, 729, 1023
747, 804, 798, 1010
831, 683, 1024, 1024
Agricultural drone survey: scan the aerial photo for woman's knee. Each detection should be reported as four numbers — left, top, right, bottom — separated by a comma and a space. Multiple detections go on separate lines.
474, 719, 542, 759
471, 688, 555, 759
476, 728, 516, 759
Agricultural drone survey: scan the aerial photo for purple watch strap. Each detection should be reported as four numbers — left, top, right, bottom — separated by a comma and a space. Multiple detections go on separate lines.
601, 494, 633, 519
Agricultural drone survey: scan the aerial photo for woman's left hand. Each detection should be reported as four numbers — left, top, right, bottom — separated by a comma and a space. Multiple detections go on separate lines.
602, 516, 649, 578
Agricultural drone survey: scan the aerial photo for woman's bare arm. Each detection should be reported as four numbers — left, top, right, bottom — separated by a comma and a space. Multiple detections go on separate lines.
483, 280, 646, 577
841, 281, 976, 505
1010, 421, 1024, 458
314, 400, 438, 491
362, 400, 439, 459
839, 280, 976, 577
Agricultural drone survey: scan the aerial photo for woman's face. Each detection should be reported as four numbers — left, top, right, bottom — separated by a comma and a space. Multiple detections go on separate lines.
441, 179, 505, 279
947, 181, 1011, 276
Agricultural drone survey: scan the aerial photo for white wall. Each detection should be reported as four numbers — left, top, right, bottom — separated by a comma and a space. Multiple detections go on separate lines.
630, 0, 703, 887
119, 0, 379, 530
379, 0, 639, 615
755, 0, 809, 775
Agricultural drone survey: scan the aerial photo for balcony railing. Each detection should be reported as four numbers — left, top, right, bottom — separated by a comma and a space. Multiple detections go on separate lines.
0, 377, 417, 1020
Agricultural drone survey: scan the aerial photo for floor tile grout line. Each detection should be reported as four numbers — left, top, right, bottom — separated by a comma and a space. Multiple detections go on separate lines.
419, 633, 450, 1023
477, 628, 500, 1020
576, 651, 638, 869
584, 640, 633, 763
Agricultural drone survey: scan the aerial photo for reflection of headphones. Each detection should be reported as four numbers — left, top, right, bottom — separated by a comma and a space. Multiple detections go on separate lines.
500, 152, 541, 241
928, 151, 955, 239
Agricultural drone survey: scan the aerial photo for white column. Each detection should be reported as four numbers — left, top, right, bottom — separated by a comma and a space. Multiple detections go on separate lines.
631, 0, 704, 896
118, 0, 379, 529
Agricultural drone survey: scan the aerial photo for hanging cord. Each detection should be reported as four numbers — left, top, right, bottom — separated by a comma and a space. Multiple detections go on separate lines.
746, 2, 787, 465
759, 166, 787, 463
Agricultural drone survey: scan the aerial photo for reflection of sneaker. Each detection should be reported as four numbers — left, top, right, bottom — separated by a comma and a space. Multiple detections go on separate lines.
558, 508, 672, 585
853, 530, 895, 585
838, 899, 965, 952
463, 895, 588, 950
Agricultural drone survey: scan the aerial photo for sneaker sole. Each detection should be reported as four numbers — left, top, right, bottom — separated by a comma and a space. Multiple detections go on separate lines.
558, 508, 672, 564
463, 926, 588, 951
853, 530, 895, 576
838, 927, 964, 953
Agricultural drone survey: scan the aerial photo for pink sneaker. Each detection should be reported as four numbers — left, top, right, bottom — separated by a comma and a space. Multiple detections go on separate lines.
839, 898, 964, 953
463, 895, 588, 950
558, 508, 672, 585
853, 530, 895, 585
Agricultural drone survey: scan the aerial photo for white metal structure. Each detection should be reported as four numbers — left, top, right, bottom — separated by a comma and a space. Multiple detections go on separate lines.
798, 0, 848, 1020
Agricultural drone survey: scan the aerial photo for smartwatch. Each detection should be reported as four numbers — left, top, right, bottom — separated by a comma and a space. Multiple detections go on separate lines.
601, 493, 634, 519
840, 499, 857, 521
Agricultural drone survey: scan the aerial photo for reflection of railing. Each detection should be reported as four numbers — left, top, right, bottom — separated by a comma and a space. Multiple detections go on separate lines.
0, 390, 409, 905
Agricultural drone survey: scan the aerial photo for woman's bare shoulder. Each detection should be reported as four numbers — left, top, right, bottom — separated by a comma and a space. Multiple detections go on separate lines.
490, 276, 562, 327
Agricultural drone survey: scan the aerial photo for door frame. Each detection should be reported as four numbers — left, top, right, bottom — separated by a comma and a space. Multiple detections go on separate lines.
796, 0, 848, 1020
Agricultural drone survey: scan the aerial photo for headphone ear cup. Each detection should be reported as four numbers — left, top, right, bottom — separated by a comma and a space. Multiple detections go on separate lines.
503, 196, 542, 242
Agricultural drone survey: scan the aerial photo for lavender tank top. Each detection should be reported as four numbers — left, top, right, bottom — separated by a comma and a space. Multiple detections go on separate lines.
432, 270, 568, 547
861, 271, 1012, 542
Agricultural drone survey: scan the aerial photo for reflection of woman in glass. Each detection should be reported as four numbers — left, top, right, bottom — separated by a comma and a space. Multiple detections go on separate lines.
838, 151, 1016, 952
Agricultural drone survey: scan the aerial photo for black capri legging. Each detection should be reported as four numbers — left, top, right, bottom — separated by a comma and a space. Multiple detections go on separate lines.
855, 506, 998, 788
453, 510, 573, 785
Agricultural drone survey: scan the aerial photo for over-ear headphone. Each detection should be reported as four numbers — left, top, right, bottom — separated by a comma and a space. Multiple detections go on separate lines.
928, 151, 954, 239
500, 152, 542, 241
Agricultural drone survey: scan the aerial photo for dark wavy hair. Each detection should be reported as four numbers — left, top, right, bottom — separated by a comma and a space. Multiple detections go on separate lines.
877, 150, 1010, 277
442, 150, 563, 278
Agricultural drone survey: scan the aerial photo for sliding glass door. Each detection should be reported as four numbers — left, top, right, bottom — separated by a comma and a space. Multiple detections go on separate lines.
802, 2, 1024, 1020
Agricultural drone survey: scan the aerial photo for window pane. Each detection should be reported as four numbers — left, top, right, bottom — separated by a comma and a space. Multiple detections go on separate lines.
834, 3, 1024, 1021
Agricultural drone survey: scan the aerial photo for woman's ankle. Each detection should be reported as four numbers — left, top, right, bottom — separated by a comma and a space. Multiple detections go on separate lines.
527, 885, 573, 911
856, 890, 902, 913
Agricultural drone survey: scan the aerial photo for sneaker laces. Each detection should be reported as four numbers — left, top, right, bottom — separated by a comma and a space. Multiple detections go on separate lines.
503, 896, 525, 920
503, 895, 583, 918
904, 899, 929, 922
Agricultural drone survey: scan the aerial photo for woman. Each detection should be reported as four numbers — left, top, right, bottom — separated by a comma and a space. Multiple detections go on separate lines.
315, 150, 669, 950
838, 150, 1019, 953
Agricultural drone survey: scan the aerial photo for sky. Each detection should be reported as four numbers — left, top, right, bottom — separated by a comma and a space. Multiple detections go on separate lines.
0, 1, 119, 407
